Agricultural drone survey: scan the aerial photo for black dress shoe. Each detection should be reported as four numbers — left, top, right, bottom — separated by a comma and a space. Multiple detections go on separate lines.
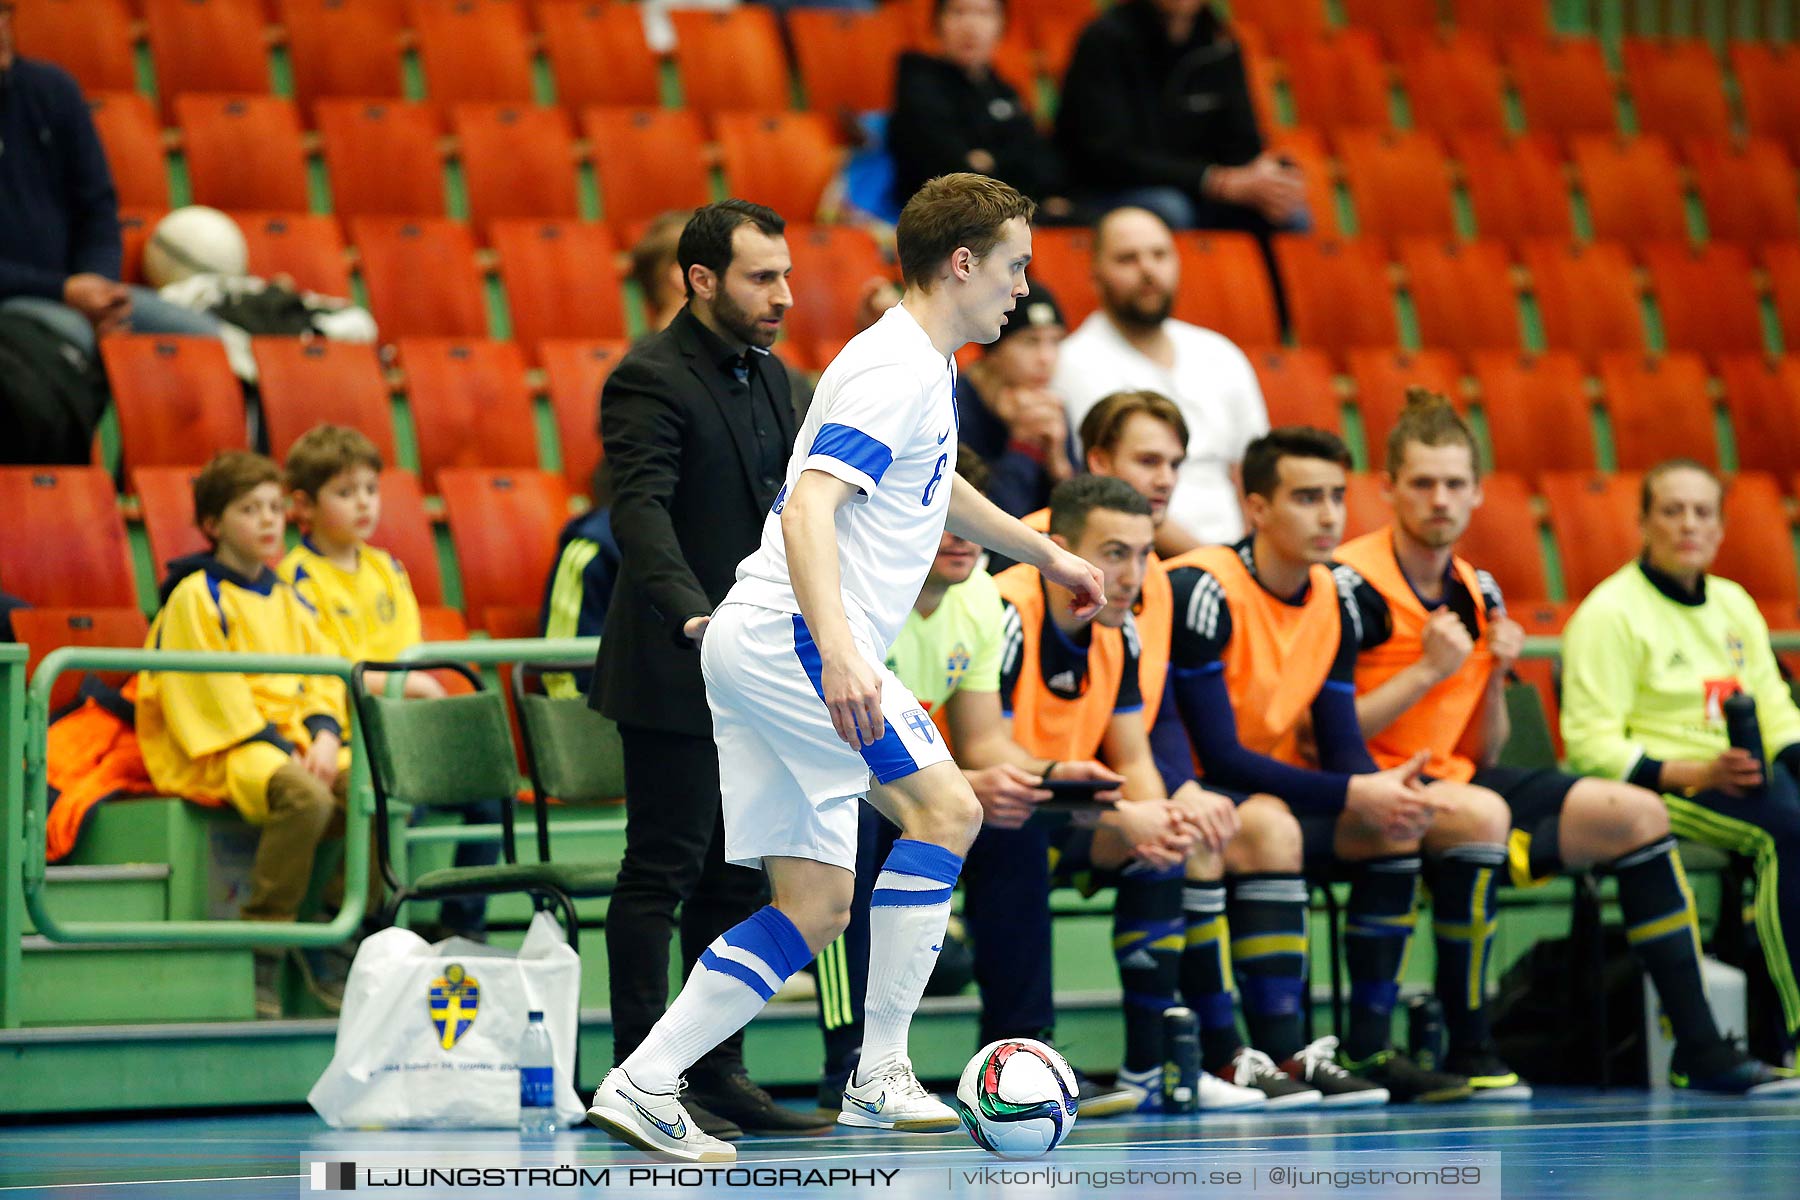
685, 1070, 837, 1135
683, 1097, 742, 1142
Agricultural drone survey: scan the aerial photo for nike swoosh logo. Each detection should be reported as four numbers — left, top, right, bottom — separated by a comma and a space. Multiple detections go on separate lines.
930, 944, 942, 952
937, 428, 950, 445
846, 1091, 886, 1114
618, 1089, 687, 1139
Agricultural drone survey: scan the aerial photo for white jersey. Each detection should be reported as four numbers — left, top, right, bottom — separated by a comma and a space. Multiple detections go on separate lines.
727, 303, 959, 654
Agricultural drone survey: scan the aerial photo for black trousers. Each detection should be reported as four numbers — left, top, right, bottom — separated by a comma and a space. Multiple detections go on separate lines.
605, 724, 770, 1069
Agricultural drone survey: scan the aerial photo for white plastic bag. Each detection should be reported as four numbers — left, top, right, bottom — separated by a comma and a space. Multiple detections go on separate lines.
308, 911, 585, 1129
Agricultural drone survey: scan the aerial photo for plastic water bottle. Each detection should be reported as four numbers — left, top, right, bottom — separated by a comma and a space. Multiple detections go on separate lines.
519, 1010, 557, 1135
1724, 692, 1766, 796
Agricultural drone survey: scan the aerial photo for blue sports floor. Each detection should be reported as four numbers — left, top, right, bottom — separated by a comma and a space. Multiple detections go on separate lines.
3, 1090, 1797, 1199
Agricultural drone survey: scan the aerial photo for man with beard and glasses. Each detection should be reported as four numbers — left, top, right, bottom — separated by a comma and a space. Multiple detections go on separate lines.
588, 200, 835, 1140
1053, 207, 1268, 555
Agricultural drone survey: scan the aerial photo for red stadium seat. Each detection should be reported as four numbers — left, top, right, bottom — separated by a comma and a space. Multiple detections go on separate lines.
1395, 31, 1510, 137
1503, 36, 1619, 144
1398, 238, 1522, 357
397, 338, 538, 488
101, 335, 245, 471
1541, 470, 1643, 599
175, 94, 310, 213
1280, 30, 1393, 132
1683, 137, 1800, 245
0, 468, 138, 608
413, 0, 535, 104
233, 211, 352, 297
1767, 242, 1800, 357
1450, 0, 1550, 40
1458, 472, 1551, 604
315, 99, 445, 219
1448, 132, 1574, 248
490, 220, 627, 350
582, 107, 711, 235
1468, 350, 1597, 477
1711, 471, 1797, 602
144, 0, 270, 118
1520, 239, 1646, 366
1026, 227, 1099, 329
1336, 128, 1460, 245
1642, 241, 1767, 361
438, 469, 571, 629
1248, 347, 1342, 434
538, 338, 627, 496
1342, 0, 1438, 47
118, 209, 160, 285
537, 0, 661, 110
1731, 43, 1800, 161
417, 605, 467, 643
1273, 236, 1399, 364
279, 0, 406, 112
252, 338, 396, 464
1570, 134, 1690, 246
13, 608, 153, 713
367, 467, 443, 606
1598, 351, 1718, 470
1227, 0, 1329, 39
452, 104, 582, 225
669, 7, 791, 116
88, 92, 170, 211
1511, 599, 1571, 757
1346, 348, 1464, 465
789, 7, 908, 116
130, 465, 212, 576
1172, 232, 1281, 348
349, 217, 489, 340
15, 0, 138, 93
1720, 355, 1800, 478
1622, 37, 1733, 142
782, 224, 892, 357
714, 112, 840, 224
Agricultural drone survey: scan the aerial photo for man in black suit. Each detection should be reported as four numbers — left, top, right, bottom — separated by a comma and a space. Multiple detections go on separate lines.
591, 201, 832, 1136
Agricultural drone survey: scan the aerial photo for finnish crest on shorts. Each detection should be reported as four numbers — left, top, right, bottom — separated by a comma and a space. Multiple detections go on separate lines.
429, 962, 480, 1050
903, 708, 937, 744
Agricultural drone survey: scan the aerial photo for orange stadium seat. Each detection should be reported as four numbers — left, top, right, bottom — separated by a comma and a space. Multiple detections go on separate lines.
0, 468, 138, 608
417, 605, 467, 644
1622, 37, 1733, 143
670, 7, 791, 116
369, 467, 444, 606
438, 469, 571, 631
1731, 43, 1800, 161
315, 99, 445, 219
175, 95, 310, 213
1395, 31, 1510, 137
1599, 351, 1718, 470
790, 7, 908, 116
1280, 30, 1392, 132
1710, 471, 1797, 602
1570, 134, 1690, 246
280, 0, 406, 112
1720, 355, 1800, 478
1273, 236, 1399, 364
582, 107, 711, 235
118, 209, 160, 285
715, 112, 840, 224
130, 465, 212, 576
1541, 470, 1642, 600
1642, 241, 1767, 361
1449, 132, 1574, 248
397, 338, 538, 488
1265, 127, 1342, 238
1503, 36, 1618, 144
1399, 238, 1522, 357
1457, 472, 1550, 604
537, 0, 662, 110
102, 336, 245, 472
453, 104, 582, 225
252, 338, 396, 464
1336, 128, 1459, 245
1346, 348, 1464, 463
12, 608, 153, 713
782, 224, 892, 355
1510, 599, 1571, 757
1342, 472, 1389, 540
233, 211, 352, 297
1468, 350, 1597, 476
1227, 0, 1329, 39
1028, 8, 1087, 86
538, 339, 626, 496
1025, 227, 1099, 329
1248, 347, 1342, 434
413, 0, 535, 104
144, 0, 270, 118
1520, 239, 1646, 366
1683, 137, 1800, 245
88, 92, 170, 210
1235, 26, 1280, 133
15, 0, 138, 94
1450, 0, 1550, 40
1172, 231, 1281, 348
1767, 242, 1800, 356
1341, 0, 1438, 42
349, 217, 489, 340
491, 220, 627, 350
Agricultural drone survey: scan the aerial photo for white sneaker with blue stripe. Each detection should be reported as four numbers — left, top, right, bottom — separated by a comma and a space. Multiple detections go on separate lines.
587, 1069, 736, 1162
838, 1058, 961, 1131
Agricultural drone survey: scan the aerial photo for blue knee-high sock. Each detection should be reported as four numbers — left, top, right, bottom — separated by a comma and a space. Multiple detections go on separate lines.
1113, 863, 1185, 1074
1425, 844, 1506, 1054
1343, 855, 1422, 1063
859, 839, 964, 1077
1179, 882, 1243, 1071
1228, 873, 1310, 1062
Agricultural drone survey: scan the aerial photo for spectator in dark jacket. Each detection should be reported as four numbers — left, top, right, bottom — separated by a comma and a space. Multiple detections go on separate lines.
956, 282, 1077, 519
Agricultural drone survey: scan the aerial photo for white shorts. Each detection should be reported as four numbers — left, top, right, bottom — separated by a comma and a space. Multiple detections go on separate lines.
701, 601, 953, 871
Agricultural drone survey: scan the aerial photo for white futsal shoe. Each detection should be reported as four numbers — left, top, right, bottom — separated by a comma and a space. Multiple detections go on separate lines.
587, 1068, 737, 1162
838, 1058, 962, 1131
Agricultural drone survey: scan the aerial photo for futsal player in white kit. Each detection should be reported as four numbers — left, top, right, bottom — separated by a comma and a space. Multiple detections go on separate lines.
587, 175, 1107, 1162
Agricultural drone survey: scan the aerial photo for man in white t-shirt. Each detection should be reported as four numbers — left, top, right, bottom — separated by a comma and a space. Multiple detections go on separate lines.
1053, 206, 1270, 550
587, 174, 1106, 1163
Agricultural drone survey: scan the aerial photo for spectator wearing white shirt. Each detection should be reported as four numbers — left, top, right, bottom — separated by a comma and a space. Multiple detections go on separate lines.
1053, 206, 1269, 552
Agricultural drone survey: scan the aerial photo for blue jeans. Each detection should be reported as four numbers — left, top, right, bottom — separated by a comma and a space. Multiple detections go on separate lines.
2, 288, 225, 355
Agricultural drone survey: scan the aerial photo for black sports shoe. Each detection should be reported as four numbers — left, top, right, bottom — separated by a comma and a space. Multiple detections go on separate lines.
1218, 1046, 1322, 1108
1279, 1036, 1390, 1107
1442, 1043, 1533, 1102
684, 1070, 834, 1135
1671, 1041, 1800, 1097
1072, 1069, 1139, 1119
1339, 1047, 1473, 1104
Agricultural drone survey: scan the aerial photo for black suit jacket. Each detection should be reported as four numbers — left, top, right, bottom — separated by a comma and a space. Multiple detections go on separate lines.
590, 309, 796, 736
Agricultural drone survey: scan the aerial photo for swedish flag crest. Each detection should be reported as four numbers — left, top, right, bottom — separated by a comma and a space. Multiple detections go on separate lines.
429, 962, 480, 1050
